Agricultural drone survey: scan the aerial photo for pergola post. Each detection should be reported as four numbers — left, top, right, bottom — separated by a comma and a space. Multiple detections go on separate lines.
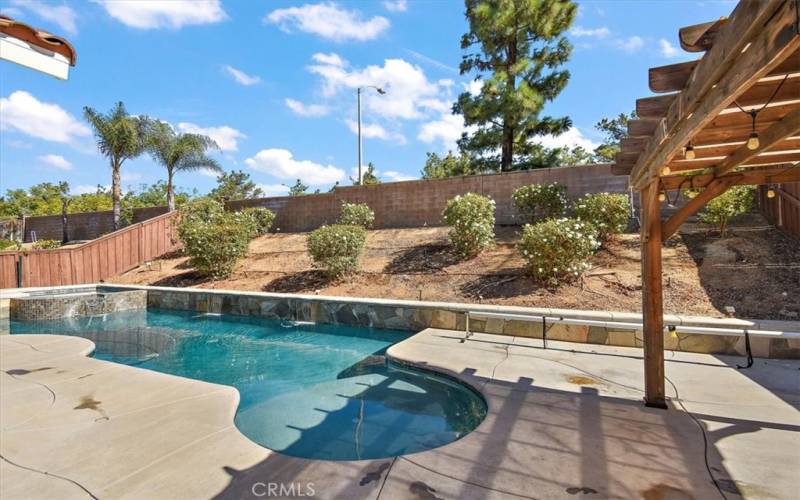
640, 180, 667, 408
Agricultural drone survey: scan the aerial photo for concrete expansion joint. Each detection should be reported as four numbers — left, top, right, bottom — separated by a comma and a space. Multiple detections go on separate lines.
0, 454, 99, 500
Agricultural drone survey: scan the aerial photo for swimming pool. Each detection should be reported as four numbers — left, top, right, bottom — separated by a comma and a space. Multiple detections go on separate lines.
10, 308, 486, 460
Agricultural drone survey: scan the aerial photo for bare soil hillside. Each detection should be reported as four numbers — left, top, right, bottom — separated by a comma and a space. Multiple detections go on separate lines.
110, 214, 800, 320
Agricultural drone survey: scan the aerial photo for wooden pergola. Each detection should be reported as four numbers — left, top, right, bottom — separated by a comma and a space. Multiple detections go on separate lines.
611, 0, 800, 407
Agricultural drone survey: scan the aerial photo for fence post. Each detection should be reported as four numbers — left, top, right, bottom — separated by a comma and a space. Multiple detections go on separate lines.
16, 255, 22, 288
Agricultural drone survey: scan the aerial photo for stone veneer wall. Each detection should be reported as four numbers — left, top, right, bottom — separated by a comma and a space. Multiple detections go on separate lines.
143, 288, 800, 359
10, 290, 147, 320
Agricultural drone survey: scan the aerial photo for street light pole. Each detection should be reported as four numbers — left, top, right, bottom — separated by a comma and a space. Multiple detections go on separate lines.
357, 87, 362, 185
356, 85, 386, 185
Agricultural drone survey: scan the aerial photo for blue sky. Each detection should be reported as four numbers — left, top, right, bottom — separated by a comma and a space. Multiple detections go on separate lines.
0, 0, 735, 197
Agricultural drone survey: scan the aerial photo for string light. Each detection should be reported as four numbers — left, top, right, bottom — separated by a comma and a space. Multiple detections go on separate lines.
661, 166, 671, 175
766, 185, 776, 198
684, 143, 696, 160
658, 191, 667, 202
734, 75, 787, 151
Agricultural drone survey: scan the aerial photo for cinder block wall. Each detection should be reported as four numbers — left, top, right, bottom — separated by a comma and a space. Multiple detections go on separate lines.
227, 164, 629, 232
22, 206, 168, 242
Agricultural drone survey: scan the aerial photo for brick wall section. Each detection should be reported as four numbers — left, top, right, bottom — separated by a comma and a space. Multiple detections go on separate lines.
22, 206, 169, 242
227, 164, 629, 232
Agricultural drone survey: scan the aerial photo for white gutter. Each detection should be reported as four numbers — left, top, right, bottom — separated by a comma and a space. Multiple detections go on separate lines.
0, 32, 70, 80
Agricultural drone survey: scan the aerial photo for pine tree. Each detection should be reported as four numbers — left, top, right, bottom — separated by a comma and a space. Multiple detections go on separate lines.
455, 0, 577, 172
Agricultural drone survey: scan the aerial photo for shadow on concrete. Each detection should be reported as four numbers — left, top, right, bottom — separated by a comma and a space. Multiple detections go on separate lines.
150, 270, 213, 287
207, 355, 782, 499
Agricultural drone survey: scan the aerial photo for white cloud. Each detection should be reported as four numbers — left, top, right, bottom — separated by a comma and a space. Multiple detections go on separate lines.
532, 127, 599, 151
463, 79, 483, 96
384, 170, 415, 182
569, 26, 610, 38
285, 98, 331, 117
312, 52, 346, 67
0, 91, 91, 144
72, 184, 109, 195
10, 0, 78, 34
266, 2, 389, 42
404, 49, 458, 74
93, 0, 226, 29
383, 0, 408, 12
176, 122, 245, 152
616, 35, 644, 53
245, 149, 345, 185
38, 154, 72, 171
345, 119, 406, 144
308, 54, 443, 120
417, 113, 466, 152
223, 65, 261, 86
659, 38, 680, 58
257, 184, 289, 197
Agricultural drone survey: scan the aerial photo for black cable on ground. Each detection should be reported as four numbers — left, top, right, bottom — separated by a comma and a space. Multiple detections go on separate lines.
665, 376, 728, 500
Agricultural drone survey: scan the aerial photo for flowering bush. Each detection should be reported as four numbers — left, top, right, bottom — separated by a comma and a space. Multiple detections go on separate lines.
178, 199, 252, 279
33, 239, 61, 250
572, 192, 630, 240
241, 207, 276, 236
512, 183, 568, 222
442, 193, 495, 257
518, 218, 599, 285
338, 202, 375, 228
697, 185, 755, 236
307, 224, 367, 279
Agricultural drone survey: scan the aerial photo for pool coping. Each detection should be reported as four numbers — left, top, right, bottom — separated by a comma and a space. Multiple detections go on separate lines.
3, 282, 798, 332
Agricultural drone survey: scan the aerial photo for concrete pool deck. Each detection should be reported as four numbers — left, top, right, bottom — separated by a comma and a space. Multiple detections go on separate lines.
1, 331, 798, 499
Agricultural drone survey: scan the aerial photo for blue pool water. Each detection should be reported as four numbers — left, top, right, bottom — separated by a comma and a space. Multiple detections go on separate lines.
10, 309, 486, 460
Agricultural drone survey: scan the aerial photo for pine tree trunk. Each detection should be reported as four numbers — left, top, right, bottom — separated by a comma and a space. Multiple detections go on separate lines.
166, 170, 175, 212
111, 162, 121, 231
502, 39, 518, 172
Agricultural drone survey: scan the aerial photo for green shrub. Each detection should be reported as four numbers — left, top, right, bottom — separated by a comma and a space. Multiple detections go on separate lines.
338, 202, 375, 228
697, 185, 755, 236
0, 239, 19, 251
33, 239, 61, 250
241, 207, 276, 236
518, 218, 599, 285
512, 183, 568, 222
572, 192, 630, 240
307, 224, 367, 279
178, 199, 251, 279
442, 193, 495, 257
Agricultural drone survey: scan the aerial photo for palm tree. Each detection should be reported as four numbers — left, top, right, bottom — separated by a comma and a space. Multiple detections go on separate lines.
146, 121, 222, 211
83, 102, 150, 230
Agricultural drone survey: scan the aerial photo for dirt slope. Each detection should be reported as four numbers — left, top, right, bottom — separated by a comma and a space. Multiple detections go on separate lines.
110, 215, 800, 320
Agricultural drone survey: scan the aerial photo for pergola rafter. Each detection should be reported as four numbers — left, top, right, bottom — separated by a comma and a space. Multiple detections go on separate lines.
610, 0, 800, 407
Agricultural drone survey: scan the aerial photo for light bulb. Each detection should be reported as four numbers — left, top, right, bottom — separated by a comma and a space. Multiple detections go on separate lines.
658, 192, 666, 202
661, 166, 671, 176
684, 146, 695, 160
767, 188, 776, 199
747, 132, 759, 150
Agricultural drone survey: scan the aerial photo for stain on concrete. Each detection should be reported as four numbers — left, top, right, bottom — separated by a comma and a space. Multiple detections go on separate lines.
410, 481, 443, 500
73, 395, 109, 421
359, 462, 390, 486
566, 375, 599, 385
5, 367, 51, 376
566, 486, 598, 495
641, 483, 694, 499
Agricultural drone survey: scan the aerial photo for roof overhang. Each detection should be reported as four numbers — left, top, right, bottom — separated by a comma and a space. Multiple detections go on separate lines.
0, 15, 76, 80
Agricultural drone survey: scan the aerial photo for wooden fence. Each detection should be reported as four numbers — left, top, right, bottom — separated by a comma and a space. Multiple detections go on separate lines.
759, 182, 800, 239
0, 212, 179, 289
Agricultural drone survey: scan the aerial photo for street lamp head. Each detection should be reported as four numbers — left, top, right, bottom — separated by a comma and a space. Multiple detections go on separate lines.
376, 87, 386, 95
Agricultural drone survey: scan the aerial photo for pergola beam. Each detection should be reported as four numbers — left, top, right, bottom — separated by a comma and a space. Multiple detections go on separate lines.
640, 181, 666, 408
660, 165, 800, 190
631, 0, 800, 190
714, 108, 800, 176
679, 19, 728, 52
661, 176, 741, 239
